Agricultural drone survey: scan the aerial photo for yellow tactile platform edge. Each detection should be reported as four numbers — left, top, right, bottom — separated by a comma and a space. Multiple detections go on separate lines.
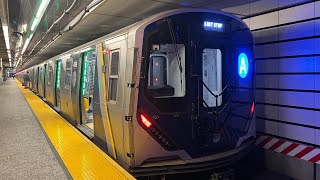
16, 80, 135, 180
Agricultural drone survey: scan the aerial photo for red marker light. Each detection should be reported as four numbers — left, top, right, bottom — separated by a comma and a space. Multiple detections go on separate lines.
140, 114, 152, 128
251, 102, 255, 113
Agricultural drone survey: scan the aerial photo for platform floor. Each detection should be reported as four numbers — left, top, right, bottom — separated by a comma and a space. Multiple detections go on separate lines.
0, 79, 68, 179
13, 79, 135, 180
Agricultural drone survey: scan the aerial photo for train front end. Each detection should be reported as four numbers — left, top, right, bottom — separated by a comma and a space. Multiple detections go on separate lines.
133, 10, 255, 175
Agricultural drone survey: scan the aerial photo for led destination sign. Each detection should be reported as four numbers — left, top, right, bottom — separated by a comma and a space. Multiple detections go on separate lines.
204, 21, 224, 32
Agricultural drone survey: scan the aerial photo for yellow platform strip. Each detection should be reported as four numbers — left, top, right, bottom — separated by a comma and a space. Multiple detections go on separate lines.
16, 80, 135, 180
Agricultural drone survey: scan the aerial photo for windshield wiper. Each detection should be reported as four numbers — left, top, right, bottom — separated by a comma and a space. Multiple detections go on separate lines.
167, 19, 183, 73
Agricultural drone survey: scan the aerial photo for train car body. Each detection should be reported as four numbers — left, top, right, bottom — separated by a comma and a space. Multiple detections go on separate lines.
17, 9, 255, 176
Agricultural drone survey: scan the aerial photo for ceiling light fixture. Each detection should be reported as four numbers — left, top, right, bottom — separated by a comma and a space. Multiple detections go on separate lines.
2, 25, 10, 49
31, 0, 51, 31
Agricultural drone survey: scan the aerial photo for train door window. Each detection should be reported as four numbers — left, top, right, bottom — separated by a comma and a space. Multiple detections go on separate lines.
147, 44, 186, 98
48, 64, 52, 85
80, 50, 96, 131
36, 67, 40, 92
43, 64, 47, 98
202, 48, 222, 107
55, 60, 62, 110
108, 51, 119, 102
65, 59, 72, 90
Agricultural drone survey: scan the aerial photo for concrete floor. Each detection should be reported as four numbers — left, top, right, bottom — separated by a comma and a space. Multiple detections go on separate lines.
0, 79, 68, 180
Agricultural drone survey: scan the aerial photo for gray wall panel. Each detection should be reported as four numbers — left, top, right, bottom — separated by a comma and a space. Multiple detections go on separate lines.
256, 75, 279, 88
256, 59, 278, 73
278, 75, 314, 90
255, 43, 279, 58
256, 104, 279, 120
253, 28, 278, 44
256, 90, 279, 104
279, 123, 315, 144
279, 91, 314, 108
264, 149, 315, 180
279, 107, 315, 126
257, 118, 279, 135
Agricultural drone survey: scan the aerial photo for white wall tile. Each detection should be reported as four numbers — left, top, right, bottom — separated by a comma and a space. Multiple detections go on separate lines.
279, 91, 314, 108
250, 0, 278, 15
278, 75, 314, 90
315, 20, 320, 36
279, 3, 315, 24
279, 123, 315, 144
278, 57, 315, 73
279, 21, 315, 40
279, 107, 315, 126
316, 1, 320, 17
279, 39, 315, 56
250, 12, 279, 30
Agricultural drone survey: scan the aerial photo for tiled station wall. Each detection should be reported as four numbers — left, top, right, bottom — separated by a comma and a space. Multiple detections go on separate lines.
223, 0, 320, 179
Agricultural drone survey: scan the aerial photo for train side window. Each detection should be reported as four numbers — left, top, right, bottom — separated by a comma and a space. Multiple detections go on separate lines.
108, 51, 119, 102
65, 59, 72, 90
48, 64, 53, 85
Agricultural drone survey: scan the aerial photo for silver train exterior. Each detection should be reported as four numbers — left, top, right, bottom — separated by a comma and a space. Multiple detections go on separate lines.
16, 9, 255, 176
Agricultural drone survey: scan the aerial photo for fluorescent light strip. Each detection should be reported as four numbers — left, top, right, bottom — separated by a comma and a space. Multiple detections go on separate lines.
2, 25, 10, 50
21, 37, 31, 54
22, 0, 50, 55
31, 0, 51, 31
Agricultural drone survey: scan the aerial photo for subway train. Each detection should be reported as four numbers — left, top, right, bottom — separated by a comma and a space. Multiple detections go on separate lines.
16, 9, 255, 177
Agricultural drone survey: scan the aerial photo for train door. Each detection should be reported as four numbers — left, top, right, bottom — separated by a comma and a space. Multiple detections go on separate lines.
104, 40, 126, 160
79, 49, 96, 132
31, 68, 35, 90
36, 66, 40, 93
43, 64, 47, 99
55, 60, 62, 110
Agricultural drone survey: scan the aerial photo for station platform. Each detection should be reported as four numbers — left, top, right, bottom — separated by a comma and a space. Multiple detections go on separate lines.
0, 79, 135, 180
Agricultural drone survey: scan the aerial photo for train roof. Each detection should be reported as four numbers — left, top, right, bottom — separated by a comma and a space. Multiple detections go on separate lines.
31, 8, 248, 67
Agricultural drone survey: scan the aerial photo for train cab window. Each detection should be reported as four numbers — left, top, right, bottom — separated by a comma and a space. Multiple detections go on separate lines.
202, 48, 222, 107
147, 44, 186, 98
108, 51, 119, 102
65, 60, 72, 90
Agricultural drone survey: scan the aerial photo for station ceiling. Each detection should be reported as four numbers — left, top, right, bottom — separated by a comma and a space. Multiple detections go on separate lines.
3, 0, 261, 70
